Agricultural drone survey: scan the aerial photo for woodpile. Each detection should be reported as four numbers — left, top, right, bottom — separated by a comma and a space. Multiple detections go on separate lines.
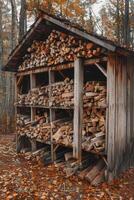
52, 111, 105, 153
16, 80, 106, 153
17, 113, 51, 143
78, 159, 106, 186
50, 78, 74, 107
16, 86, 49, 106
52, 120, 73, 147
18, 30, 104, 71
83, 81, 107, 108
82, 107, 106, 152
16, 79, 106, 109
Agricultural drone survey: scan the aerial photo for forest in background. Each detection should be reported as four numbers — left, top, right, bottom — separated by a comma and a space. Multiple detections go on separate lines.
0, 0, 134, 68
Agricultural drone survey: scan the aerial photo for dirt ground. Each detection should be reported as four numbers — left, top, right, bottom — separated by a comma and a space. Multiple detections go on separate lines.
0, 135, 133, 200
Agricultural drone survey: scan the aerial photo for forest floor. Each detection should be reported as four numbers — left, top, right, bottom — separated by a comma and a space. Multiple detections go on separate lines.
0, 135, 134, 200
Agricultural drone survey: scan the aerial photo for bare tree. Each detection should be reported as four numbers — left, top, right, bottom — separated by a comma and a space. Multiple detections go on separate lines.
10, 0, 18, 50
19, 0, 27, 41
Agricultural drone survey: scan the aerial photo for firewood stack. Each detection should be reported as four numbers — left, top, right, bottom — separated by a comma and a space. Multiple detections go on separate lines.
16, 86, 49, 106
16, 79, 106, 110
82, 107, 106, 152
17, 112, 51, 143
52, 110, 105, 153
18, 30, 104, 71
17, 114, 31, 127
83, 81, 107, 108
16, 80, 106, 153
50, 78, 74, 107
52, 120, 73, 147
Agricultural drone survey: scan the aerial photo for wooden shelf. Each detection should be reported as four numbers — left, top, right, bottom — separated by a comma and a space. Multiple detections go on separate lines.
15, 104, 107, 110
16, 57, 107, 77
52, 141, 105, 156
15, 104, 74, 110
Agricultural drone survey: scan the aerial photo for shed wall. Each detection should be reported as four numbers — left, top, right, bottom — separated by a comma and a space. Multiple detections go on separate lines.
107, 54, 134, 180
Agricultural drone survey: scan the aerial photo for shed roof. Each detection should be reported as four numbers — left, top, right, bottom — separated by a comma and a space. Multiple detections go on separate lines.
3, 10, 134, 72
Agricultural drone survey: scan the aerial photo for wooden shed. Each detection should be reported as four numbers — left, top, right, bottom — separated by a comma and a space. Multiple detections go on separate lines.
3, 11, 134, 184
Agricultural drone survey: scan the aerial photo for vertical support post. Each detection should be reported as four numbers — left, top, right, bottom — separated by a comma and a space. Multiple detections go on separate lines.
49, 70, 56, 161
30, 73, 36, 121
30, 73, 36, 89
15, 75, 20, 153
73, 58, 83, 162
30, 73, 37, 151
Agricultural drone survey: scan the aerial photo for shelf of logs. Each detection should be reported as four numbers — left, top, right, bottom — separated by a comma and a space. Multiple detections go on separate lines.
16, 28, 107, 162
16, 79, 106, 154
16, 79, 106, 109
18, 30, 106, 72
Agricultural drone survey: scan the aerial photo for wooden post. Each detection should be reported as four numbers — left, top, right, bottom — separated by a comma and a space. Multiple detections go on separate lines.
15, 75, 20, 153
49, 70, 56, 161
30, 73, 36, 121
107, 54, 128, 181
73, 58, 83, 162
30, 73, 37, 151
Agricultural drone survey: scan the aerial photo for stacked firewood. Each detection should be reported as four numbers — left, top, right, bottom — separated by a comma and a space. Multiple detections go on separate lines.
17, 114, 31, 127
18, 30, 104, 71
16, 86, 49, 106
50, 78, 74, 107
16, 80, 106, 153
83, 81, 107, 108
52, 119, 73, 147
52, 110, 105, 153
82, 107, 105, 152
17, 112, 51, 143
16, 79, 106, 109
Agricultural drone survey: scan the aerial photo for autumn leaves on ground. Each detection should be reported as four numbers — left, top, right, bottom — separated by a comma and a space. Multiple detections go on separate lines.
0, 135, 133, 200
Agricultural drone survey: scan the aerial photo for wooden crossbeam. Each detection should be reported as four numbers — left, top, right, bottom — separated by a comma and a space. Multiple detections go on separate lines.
17, 75, 23, 86
95, 63, 107, 77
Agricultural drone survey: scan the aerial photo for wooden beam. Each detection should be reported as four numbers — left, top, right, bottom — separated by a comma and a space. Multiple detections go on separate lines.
17, 75, 23, 86
30, 73, 36, 122
95, 63, 107, 77
30, 73, 36, 89
15, 75, 19, 152
73, 58, 83, 162
49, 70, 56, 161
16, 57, 108, 76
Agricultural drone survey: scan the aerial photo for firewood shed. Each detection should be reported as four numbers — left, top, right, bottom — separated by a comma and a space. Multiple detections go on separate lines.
3, 11, 134, 184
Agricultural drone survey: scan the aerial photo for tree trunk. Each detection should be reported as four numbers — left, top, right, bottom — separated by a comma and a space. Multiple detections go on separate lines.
116, 0, 120, 43
19, 0, 27, 41
10, 0, 18, 50
0, 0, 3, 69
124, 0, 130, 47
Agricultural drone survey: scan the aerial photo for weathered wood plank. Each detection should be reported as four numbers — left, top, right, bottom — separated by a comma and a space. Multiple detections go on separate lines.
107, 54, 130, 180
127, 56, 134, 167
49, 70, 56, 161
16, 57, 107, 76
30, 74, 36, 122
73, 58, 83, 161
107, 54, 116, 180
